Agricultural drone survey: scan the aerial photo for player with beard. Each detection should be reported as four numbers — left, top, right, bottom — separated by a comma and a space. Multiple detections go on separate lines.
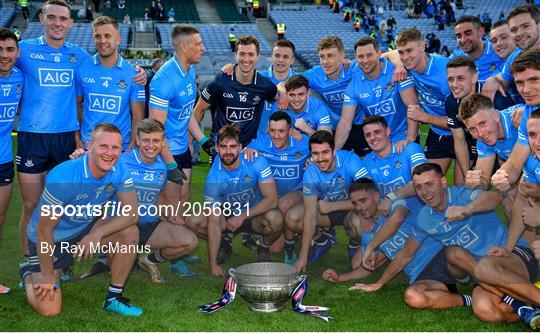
188, 125, 283, 276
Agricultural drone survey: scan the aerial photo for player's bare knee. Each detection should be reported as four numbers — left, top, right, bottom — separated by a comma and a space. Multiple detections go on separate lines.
35, 300, 61, 317
265, 210, 284, 232
183, 231, 198, 253
473, 299, 506, 323
474, 257, 499, 282
115, 225, 139, 245
404, 286, 428, 309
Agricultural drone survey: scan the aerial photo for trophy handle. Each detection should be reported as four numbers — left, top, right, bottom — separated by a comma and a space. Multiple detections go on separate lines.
228, 268, 236, 281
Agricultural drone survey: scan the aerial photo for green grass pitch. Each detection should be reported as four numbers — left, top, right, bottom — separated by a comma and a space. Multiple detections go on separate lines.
0, 135, 531, 331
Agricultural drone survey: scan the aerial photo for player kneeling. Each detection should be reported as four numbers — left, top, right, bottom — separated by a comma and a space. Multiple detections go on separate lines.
21, 124, 142, 317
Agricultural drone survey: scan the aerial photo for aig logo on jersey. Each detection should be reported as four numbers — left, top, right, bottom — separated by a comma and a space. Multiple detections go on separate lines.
367, 99, 397, 116
0, 102, 18, 122
322, 90, 345, 104
271, 164, 299, 180
38, 68, 74, 87
226, 106, 255, 122
88, 93, 122, 114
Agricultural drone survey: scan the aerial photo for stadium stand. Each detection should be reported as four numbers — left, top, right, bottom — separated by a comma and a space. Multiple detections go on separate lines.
212, 0, 250, 23
0, 7, 16, 28
103, 0, 200, 23
269, 0, 522, 68
21, 22, 132, 53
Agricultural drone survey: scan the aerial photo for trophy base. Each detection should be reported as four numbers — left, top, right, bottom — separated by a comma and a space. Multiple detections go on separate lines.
249, 302, 284, 313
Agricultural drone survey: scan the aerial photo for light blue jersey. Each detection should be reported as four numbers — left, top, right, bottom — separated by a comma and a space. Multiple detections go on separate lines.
76, 55, 145, 149
272, 96, 333, 132
120, 149, 167, 225
517, 104, 540, 146
0, 67, 23, 164
248, 134, 310, 197
449, 39, 505, 83
477, 106, 523, 161
500, 48, 522, 83
27, 155, 134, 243
364, 143, 426, 196
17, 36, 90, 133
412, 186, 528, 259
302, 150, 368, 201
258, 66, 297, 136
302, 62, 360, 127
523, 155, 540, 184
149, 56, 197, 155
409, 54, 451, 136
204, 153, 273, 212
343, 58, 414, 141
361, 196, 441, 283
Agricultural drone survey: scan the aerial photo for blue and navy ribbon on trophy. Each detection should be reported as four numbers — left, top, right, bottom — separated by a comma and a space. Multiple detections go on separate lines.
291, 275, 333, 321
199, 276, 237, 313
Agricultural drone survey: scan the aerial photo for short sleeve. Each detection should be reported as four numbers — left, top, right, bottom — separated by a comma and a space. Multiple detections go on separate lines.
149, 74, 173, 111
254, 156, 273, 182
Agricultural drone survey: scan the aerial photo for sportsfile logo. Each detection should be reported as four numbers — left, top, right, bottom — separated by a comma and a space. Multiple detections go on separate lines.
270, 164, 299, 180
367, 99, 397, 116
38, 68, 73, 87
88, 93, 122, 114
226, 106, 255, 122
0, 102, 18, 122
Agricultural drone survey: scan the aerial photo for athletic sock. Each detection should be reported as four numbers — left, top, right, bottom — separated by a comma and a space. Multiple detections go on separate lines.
106, 284, 123, 302
461, 294, 472, 307
501, 294, 535, 316
147, 250, 166, 264
256, 237, 269, 249
223, 232, 234, 244
98, 253, 107, 264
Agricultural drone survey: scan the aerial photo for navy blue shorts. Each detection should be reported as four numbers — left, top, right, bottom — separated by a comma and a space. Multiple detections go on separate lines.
512, 245, 537, 283
414, 249, 457, 291
173, 149, 192, 170
344, 124, 371, 158
424, 129, 455, 160
16, 131, 76, 174
0, 161, 14, 185
138, 219, 162, 245
27, 224, 92, 273
328, 210, 350, 227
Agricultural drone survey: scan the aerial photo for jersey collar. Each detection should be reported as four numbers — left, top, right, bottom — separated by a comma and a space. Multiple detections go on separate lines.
92, 53, 125, 68
424, 54, 435, 76
324, 64, 346, 82
172, 55, 190, 79
368, 142, 396, 161
500, 110, 514, 141
38, 35, 69, 49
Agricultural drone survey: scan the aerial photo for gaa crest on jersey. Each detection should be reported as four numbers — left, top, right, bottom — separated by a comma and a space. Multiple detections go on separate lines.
105, 183, 116, 192
395, 161, 402, 169
118, 80, 127, 89
253, 95, 260, 102
69, 54, 77, 63
16, 84, 22, 94
489, 63, 497, 72
244, 174, 252, 183
385, 83, 394, 92
337, 176, 344, 184
158, 172, 165, 181
295, 152, 303, 159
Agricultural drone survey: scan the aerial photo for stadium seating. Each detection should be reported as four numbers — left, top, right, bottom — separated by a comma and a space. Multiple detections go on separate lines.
0, 7, 16, 28
103, 0, 200, 23
269, 0, 522, 68
21, 22, 132, 53
213, 0, 250, 23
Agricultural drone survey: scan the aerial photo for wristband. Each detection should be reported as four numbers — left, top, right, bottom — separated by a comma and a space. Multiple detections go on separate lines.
166, 161, 178, 171
385, 192, 397, 201
200, 136, 209, 145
